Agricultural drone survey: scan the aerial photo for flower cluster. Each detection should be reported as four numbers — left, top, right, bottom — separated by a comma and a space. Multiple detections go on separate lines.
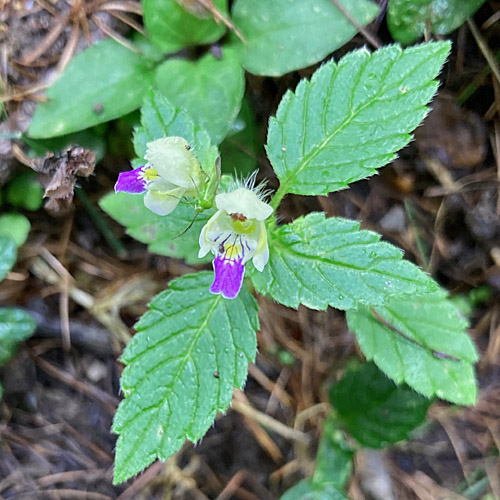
115, 137, 273, 299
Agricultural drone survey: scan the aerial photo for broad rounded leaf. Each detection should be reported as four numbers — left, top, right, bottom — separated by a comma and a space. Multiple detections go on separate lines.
0, 213, 30, 247
280, 479, 348, 500
330, 361, 430, 448
100, 192, 214, 264
267, 42, 450, 198
28, 39, 154, 138
250, 213, 437, 310
232, 0, 378, 76
154, 48, 245, 144
134, 91, 218, 176
346, 292, 478, 405
388, 0, 486, 45
0, 308, 37, 365
0, 236, 17, 282
143, 0, 227, 54
112, 272, 258, 483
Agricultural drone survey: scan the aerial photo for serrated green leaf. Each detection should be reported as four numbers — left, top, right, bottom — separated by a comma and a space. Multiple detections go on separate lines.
100, 191, 213, 264
313, 416, 353, 490
134, 91, 218, 176
330, 361, 430, 448
280, 479, 349, 500
220, 98, 260, 176
0, 236, 17, 282
267, 42, 450, 200
388, 0, 486, 45
112, 272, 258, 483
0, 308, 36, 366
143, 0, 227, 54
231, 0, 378, 77
28, 39, 154, 138
6, 173, 43, 211
0, 213, 30, 247
346, 292, 478, 405
154, 48, 245, 144
250, 213, 437, 311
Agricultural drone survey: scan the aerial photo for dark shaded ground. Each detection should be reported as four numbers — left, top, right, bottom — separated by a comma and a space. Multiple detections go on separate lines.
1, 1, 500, 499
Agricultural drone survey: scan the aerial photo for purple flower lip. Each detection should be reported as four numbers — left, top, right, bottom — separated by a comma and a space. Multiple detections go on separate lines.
115, 166, 147, 194
210, 256, 245, 300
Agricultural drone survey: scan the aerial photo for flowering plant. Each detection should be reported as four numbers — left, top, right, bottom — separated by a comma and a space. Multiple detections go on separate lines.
101, 41, 478, 485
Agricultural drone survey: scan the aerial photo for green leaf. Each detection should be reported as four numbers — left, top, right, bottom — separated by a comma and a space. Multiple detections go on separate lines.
346, 291, 478, 405
154, 48, 245, 144
6, 173, 44, 211
250, 212, 437, 311
330, 361, 430, 448
220, 98, 260, 176
0, 236, 17, 282
143, 0, 227, 54
280, 479, 349, 500
267, 42, 450, 200
99, 191, 214, 264
388, 0, 486, 45
0, 308, 36, 366
24, 128, 107, 163
0, 213, 31, 247
28, 39, 154, 138
134, 91, 218, 176
231, 0, 379, 76
313, 416, 353, 490
112, 272, 258, 483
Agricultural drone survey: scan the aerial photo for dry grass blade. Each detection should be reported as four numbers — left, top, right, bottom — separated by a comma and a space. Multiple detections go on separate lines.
103, 9, 146, 36
21, 15, 68, 66
329, 0, 381, 48
99, 0, 143, 15
90, 14, 139, 52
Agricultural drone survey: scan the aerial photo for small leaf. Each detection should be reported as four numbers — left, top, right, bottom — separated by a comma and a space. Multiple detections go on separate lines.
0, 213, 30, 247
267, 42, 450, 198
154, 48, 245, 144
346, 291, 478, 405
6, 173, 44, 211
28, 39, 154, 138
143, 0, 227, 54
134, 91, 218, 176
250, 213, 437, 311
231, 0, 379, 76
99, 191, 214, 264
0, 308, 37, 366
313, 416, 353, 490
280, 479, 349, 500
112, 272, 258, 483
0, 236, 17, 282
388, 0, 486, 45
220, 98, 260, 176
330, 361, 430, 448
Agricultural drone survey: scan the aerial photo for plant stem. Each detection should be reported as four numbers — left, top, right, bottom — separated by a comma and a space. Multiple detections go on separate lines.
75, 188, 127, 258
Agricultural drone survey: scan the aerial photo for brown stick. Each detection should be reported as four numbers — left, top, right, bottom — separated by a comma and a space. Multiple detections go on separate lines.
329, 0, 381, 49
